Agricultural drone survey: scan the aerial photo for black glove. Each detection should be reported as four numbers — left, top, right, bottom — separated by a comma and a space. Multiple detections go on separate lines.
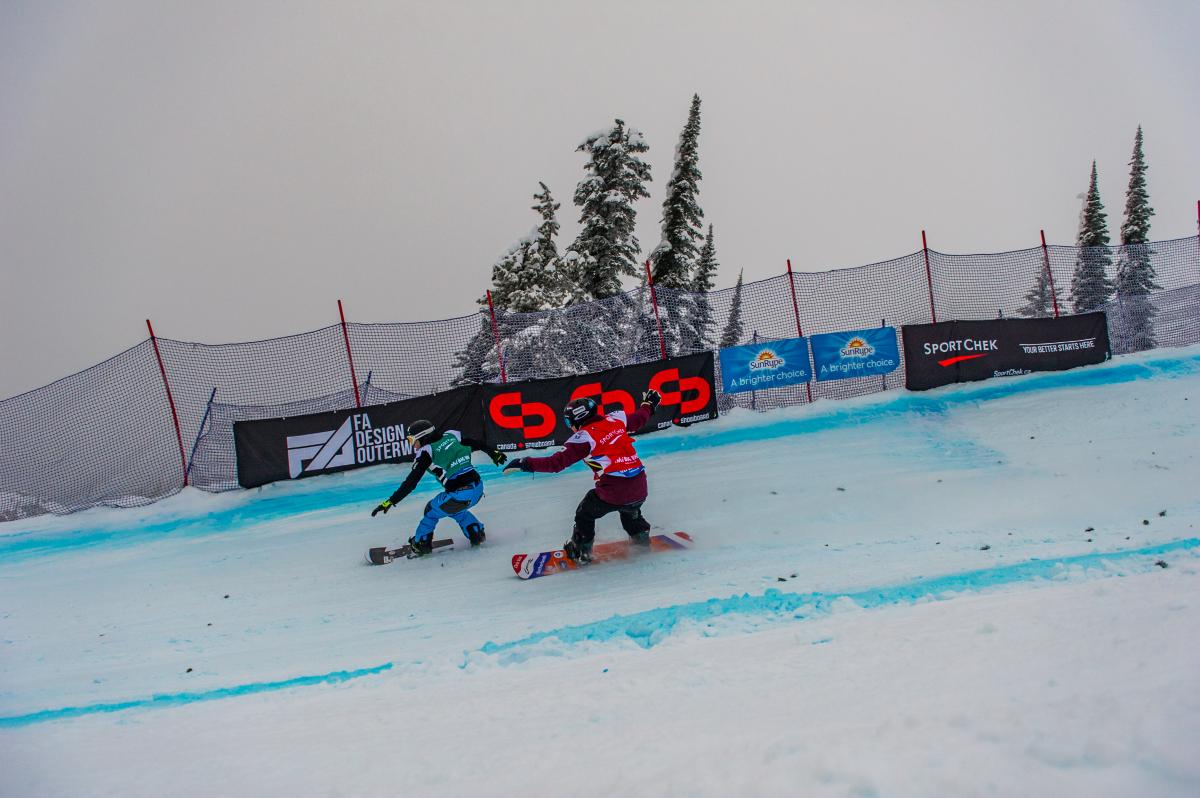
371, 500, 392, 517
489, 450, 507, 466
641, 389, 661, 409
503, 458, 529, 473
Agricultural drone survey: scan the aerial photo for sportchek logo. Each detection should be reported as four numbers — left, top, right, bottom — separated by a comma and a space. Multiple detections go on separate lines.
286, 413, 413, 478
923, 338, 999, 367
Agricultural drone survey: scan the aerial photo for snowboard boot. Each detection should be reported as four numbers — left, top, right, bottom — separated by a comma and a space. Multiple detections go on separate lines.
627, 530, 651, 547
563, 532, 594, 564
465, 522, 486, 547
407, 535, 434, 558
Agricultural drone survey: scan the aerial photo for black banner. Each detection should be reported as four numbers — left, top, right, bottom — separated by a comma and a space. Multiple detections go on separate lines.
902, 312, 1110, 391
233, 353, 719, 487
479, 352, 719, 451
234, 386, 484, 488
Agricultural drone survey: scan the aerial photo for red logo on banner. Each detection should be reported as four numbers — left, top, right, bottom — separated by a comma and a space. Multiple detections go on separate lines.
488, 392, 556, 439
568, 382, 635, 416
649, 368, 711, 414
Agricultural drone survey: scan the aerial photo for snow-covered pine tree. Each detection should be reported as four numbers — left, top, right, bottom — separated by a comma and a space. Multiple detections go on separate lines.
1069, 161, 1114, 314
680, 224, 719, 352
719, 269, 746, 349
453, 183, 570, 384
1017, 263, 1062, 318
1114, 126, 1159, 351
530, 182, 566, 307
567, 119, 653, 300
451, 306, 501, 386
649, 95, 705, 355
563, 119, 653, 370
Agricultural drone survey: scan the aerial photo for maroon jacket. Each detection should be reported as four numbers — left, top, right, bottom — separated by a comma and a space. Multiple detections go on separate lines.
523, 404, 653, 505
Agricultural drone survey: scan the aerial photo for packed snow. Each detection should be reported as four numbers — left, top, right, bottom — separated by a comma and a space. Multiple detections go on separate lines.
2, 346, 1199, 797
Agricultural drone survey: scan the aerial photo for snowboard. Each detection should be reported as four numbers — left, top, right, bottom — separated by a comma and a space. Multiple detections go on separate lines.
366, 538, 454, 565
511, 531, 694, 580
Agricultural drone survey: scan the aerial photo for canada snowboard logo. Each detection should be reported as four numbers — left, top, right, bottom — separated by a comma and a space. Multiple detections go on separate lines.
286, 413, 413, 478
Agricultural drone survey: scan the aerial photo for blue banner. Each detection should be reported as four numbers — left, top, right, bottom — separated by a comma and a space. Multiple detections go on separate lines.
718, 337, 811, 394
810, 327, 900, 382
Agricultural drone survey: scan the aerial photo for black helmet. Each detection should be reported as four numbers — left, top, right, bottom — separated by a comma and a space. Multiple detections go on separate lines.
563, 397, 600, 430
406, 419, 438, 446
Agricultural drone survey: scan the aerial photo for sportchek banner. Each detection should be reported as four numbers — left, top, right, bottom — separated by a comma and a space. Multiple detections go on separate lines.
233, 352, 718, 486
902, 312, 1110, 391
480, 352, 719, 451
234, 386, 484, 488
810, 327, 900, 382
718, 337, 811, 394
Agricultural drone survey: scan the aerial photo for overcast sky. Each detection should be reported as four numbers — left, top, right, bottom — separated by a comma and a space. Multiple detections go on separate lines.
2, 0, 1198, 399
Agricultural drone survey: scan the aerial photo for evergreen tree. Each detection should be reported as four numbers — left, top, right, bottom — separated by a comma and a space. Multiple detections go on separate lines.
451, 307, 501, 386
567, 119, 652, 301
1069, 161, 1114, 314
680, 224, 719, 351
453, 183, 571, 384
562, 119, 653, 370
719, 269, 746, 349
650, 95, 704, 288
1016, 265, 1062, 318
1115, 126, 1159, 351
649, 95, 705, 355
530, 182, 566, 307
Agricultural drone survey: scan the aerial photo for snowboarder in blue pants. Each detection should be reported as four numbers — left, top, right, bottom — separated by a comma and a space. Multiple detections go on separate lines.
371, 419, 506, 555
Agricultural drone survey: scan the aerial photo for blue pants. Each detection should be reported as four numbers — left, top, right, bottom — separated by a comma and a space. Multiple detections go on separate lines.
414, 481, 484, 541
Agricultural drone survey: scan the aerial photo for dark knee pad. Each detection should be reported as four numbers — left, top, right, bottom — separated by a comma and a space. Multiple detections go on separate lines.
440, 497, 471, 514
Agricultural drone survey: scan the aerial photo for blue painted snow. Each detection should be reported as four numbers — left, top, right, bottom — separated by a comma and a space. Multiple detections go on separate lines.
0, 662, 392, 729
475, 538, 1200, 662
4, 539, 1195, 727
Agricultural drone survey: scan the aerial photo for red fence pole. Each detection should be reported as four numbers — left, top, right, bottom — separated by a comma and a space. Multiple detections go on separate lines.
486, 290, 507, 383
645, 260, 668, 360
337, 299, 362, 407
1040, 230, 1060, 318
921, 230, 938, 323
146, 319, 189, 488
786, 259, 814, 403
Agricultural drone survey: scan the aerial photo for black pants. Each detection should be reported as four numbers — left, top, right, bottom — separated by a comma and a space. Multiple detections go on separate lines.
573, 489, 650, 544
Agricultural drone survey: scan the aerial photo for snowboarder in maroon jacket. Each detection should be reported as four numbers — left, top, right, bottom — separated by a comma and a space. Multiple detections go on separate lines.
504, 389, 661, 563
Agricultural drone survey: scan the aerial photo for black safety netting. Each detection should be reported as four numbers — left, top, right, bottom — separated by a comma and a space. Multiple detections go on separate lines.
2, 236, 1197, 521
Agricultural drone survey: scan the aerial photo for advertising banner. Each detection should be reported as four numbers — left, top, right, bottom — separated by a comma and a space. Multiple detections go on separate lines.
234, 386, 483, 488
718, 337, 811, 395
479, 352, 719, 451
901, 312, 1110, 391
810, 327, 901, 382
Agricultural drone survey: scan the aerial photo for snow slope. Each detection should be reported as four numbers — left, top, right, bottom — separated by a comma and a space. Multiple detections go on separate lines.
2, 346, 1199, 797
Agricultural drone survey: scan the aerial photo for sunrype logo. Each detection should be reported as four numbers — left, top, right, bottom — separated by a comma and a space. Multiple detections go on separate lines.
839, 337, 876, 358
748, 349, 786, 371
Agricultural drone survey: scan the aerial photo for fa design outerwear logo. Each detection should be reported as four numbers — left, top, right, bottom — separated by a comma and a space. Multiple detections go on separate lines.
286, 414, 412, 478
